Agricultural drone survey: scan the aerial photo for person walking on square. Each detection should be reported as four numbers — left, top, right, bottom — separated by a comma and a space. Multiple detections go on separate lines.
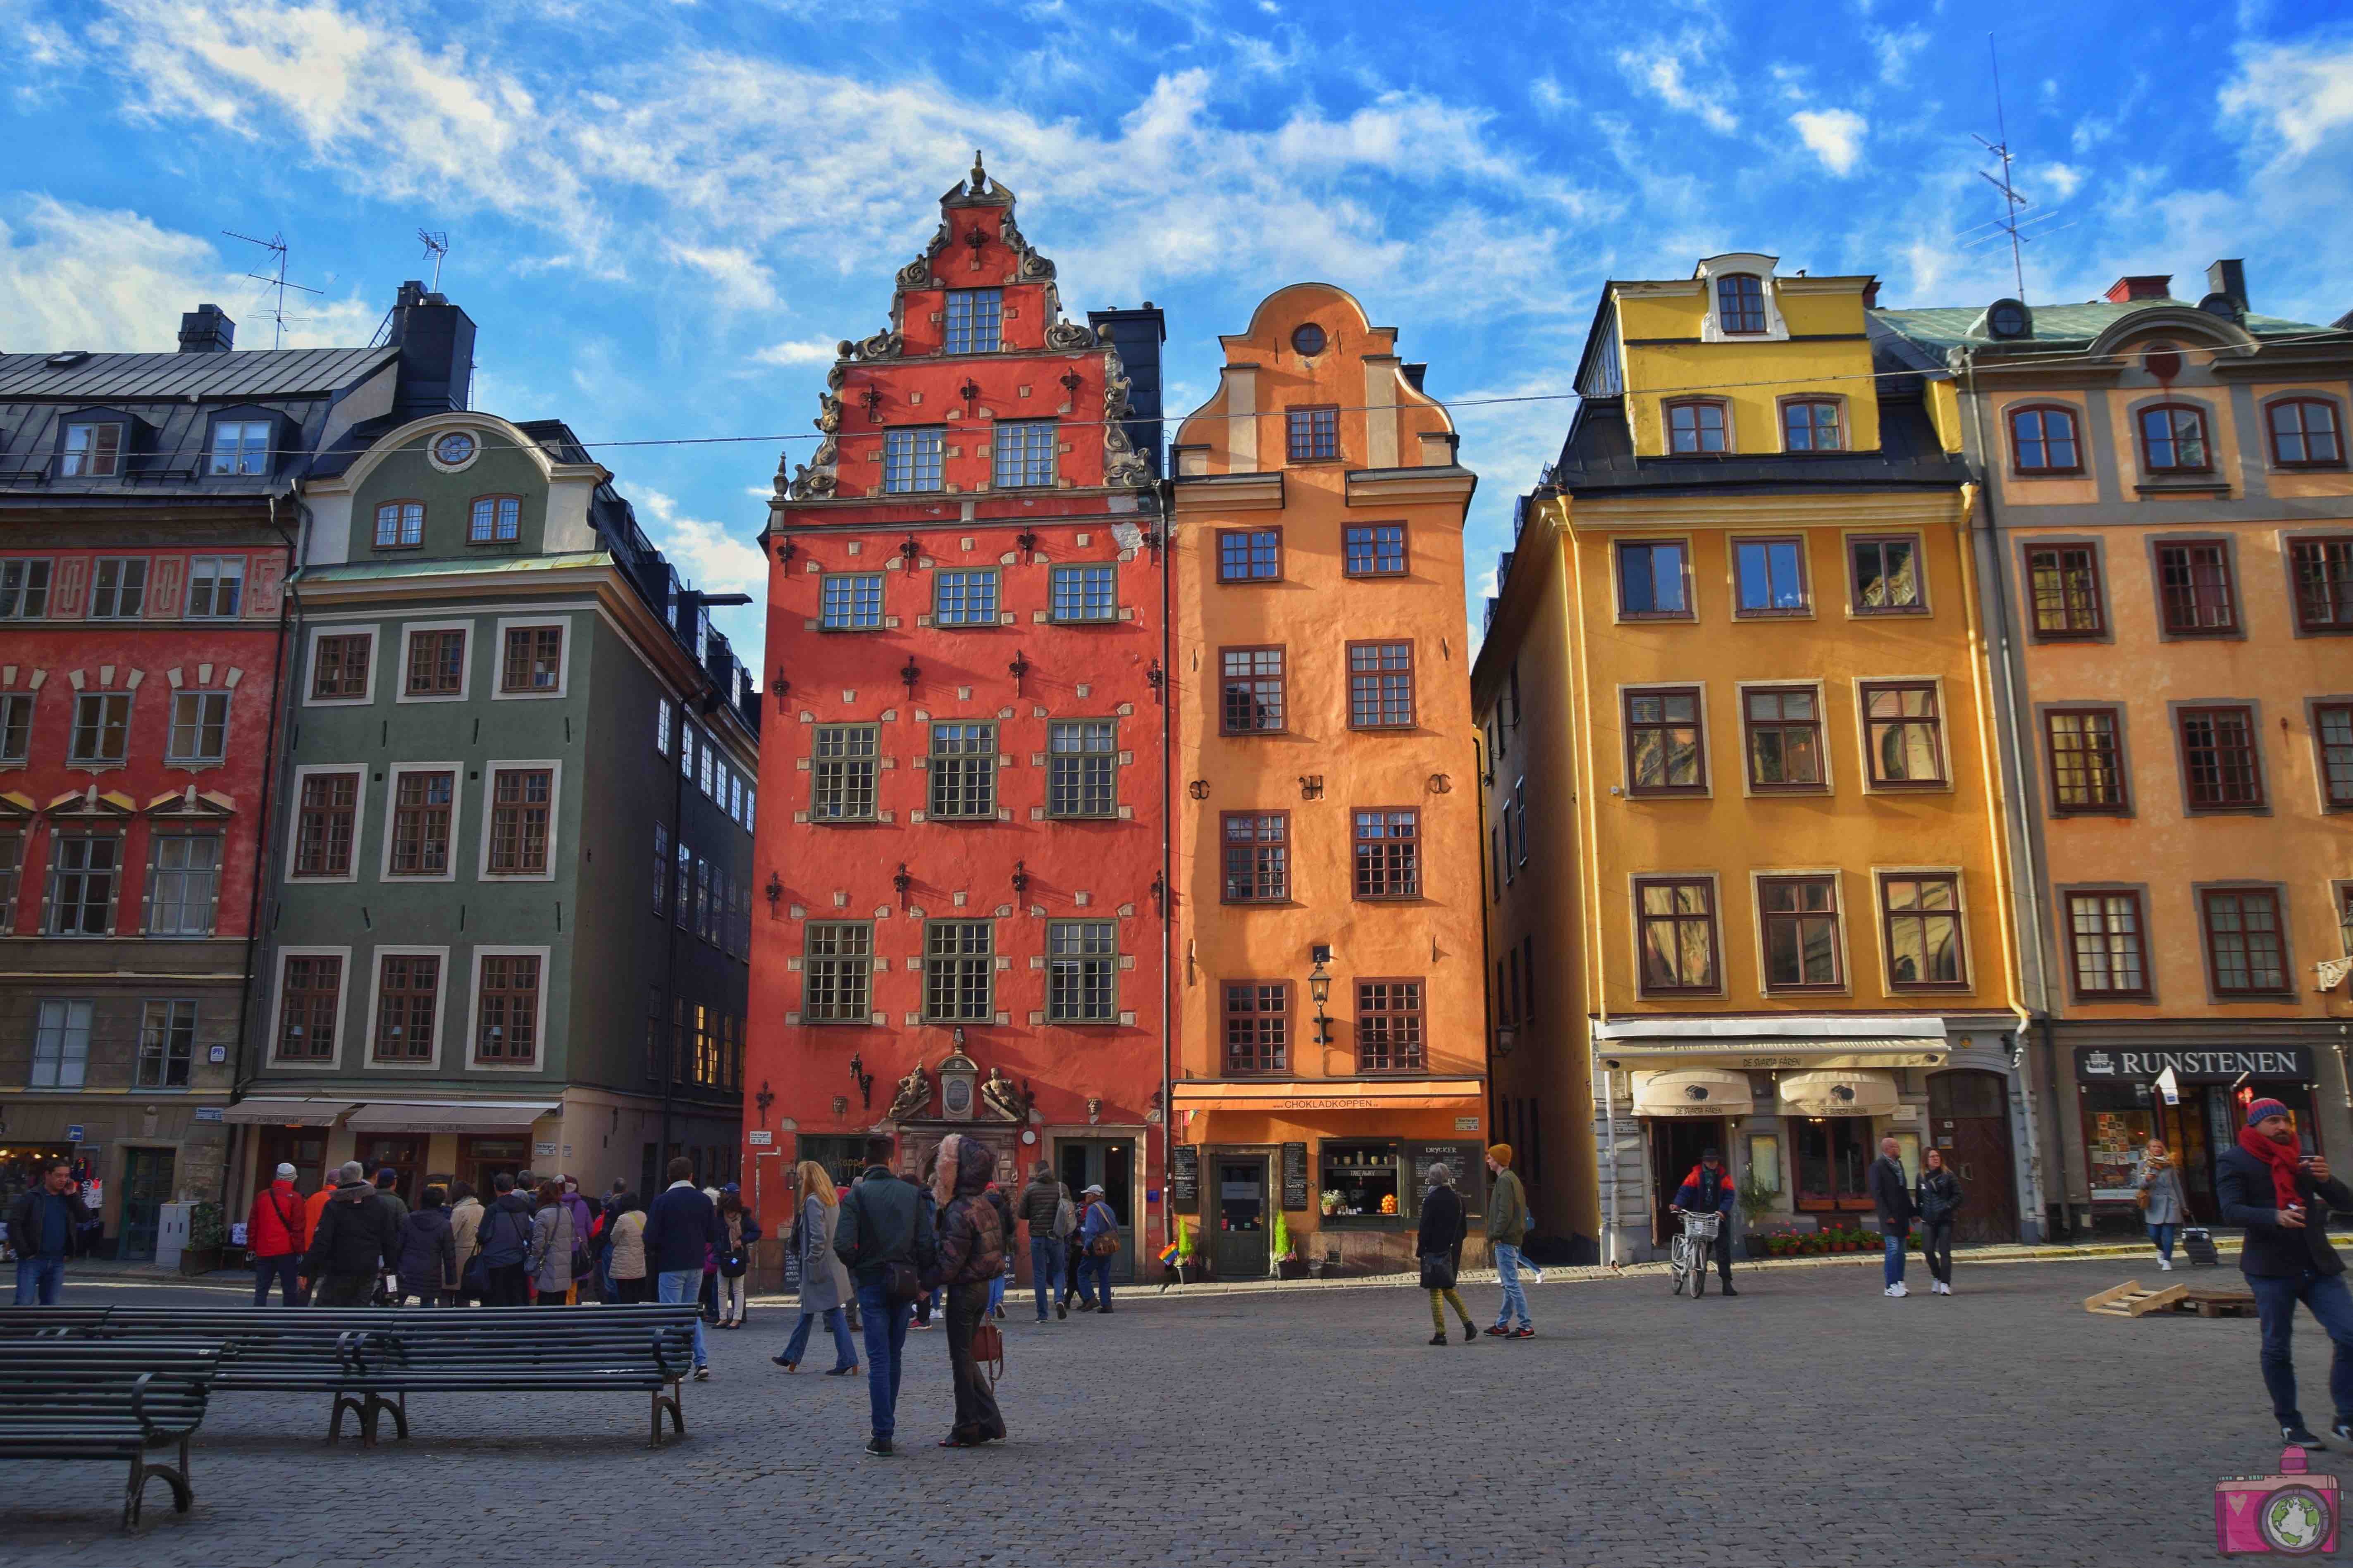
774, 1162, 857, 1375
8, 1162, 92, 1306
2140, 1140, 2188, 1272
933, 1135, 1009, 1447
1484, 1144, 1534, 1338
1074, 1185, 1119, 1313
607, 1193, 650, 1303
1673, 1146, 1740, 1297
715, 1189, 760, 1329
1869, 1137, 1916, 1299
394, 1185, 457, 1307
835, 1137, 937, 1457
1060, 1201, 1089, 1315
246, 1162, 309, 1307
301, 1161, 401, 1307
1018, 1161, 1069, 1322
2218, 1099, 2353, 1449
643, 1158, 721, 1379
526, 1179, 575, 1307
1415, 1163, 1477, 1345
1916, 1148, 1964, 1295
445, 1182, 484, 1306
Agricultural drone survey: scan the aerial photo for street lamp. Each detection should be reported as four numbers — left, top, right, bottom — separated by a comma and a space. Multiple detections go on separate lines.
1308, 945, 1333, 1045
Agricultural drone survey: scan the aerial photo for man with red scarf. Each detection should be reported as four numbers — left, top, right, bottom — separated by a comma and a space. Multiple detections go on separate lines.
2217, 1099, 2353, 1450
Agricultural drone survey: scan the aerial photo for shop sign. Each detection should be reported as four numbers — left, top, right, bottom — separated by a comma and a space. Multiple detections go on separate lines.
534, 1141, 557, 1158
747, 1130, 773, 1146
1168, 1145, 1199, 1206
194, 1108, 223, 1122
2075, 1046, 2313, 1084
1455, 1116, 1480, 1132
1280, 1141, 1310, 1210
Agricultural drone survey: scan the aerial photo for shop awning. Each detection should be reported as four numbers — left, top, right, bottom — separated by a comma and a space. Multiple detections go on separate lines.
220, 1098, 355, 1127
1778, 1070, 1902, 1118
1631, 1068, 1755, 1118
1171, 1079, 1484, 1113
1593, 1016, 1947, 1072
343, 1101, 558, 1134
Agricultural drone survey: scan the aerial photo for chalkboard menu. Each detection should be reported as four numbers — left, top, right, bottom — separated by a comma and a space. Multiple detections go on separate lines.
1408, 1141, 1488, 1216
1281, 1141, 1310, 1210
1169, 1145, 1200, 1208
782, 1239, 803, 1292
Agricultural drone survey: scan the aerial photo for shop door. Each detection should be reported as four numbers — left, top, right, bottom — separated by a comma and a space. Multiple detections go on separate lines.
1213, 1156, 1269, 1279
460, 1137, 529, 1201
1060, 1139, 1136, 1282
354, 1134, 427, 1206
118, 1147, 177, 1261
255, 1129, 328, 1195
1648, 1118, 1725, 1246
2161, 1094, 2219, 1225
1929, 1071, 2017, 1244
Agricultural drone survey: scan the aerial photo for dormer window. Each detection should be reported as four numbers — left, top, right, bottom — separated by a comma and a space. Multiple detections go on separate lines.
208, 419, 272, 476
60, 422, 121, 478
1716, 274, 1767, 335
1781, 399, 1843, 452
944, 289, 1002, 354
1665, 399, 1728, 454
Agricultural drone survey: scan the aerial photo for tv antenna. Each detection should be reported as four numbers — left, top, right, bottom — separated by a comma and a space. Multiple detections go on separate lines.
1971, 35, 2031, 300
223, 229, 322, 349
417, 229, 450, 291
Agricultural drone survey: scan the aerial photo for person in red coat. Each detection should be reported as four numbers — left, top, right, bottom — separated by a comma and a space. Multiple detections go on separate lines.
247, 1162, 310, 1306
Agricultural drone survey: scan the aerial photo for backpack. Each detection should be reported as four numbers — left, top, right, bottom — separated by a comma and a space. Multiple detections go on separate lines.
1052, 1196, 1077, 1240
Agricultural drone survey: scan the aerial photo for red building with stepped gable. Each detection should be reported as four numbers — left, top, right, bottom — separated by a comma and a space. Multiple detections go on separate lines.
747, 155, 1169, 1285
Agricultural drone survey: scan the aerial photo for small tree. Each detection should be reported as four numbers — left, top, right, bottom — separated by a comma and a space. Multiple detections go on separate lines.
1270, 1211, 1291, 1274
1734, 1166, 1776, 1230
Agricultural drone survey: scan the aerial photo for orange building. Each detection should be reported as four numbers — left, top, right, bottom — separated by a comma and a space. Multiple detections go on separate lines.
1167, 284, 1487, 1278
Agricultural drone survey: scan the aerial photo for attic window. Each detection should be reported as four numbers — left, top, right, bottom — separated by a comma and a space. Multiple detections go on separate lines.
1716, 274, 1766, 335
60, 422, 121, 478
208, 419, 272, 476
44, 351, 89, 369
1986, 300, 2030, 339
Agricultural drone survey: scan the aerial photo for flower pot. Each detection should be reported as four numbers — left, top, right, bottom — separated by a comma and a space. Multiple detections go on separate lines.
178, 1247, 222, 1277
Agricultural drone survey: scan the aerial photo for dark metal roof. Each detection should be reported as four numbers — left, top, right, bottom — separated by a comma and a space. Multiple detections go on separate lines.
1547, 396, 1968, 496
0, 346, 395, 401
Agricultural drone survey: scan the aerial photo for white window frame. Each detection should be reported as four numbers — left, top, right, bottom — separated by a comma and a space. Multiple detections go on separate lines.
265, 944, 352, 1070
67, 691, 132, 767
477, 758, 563, 882
395, 619, 474, 705
491, 615, 571, 701
379, 761, 465, 883
144, 829, 224, 937
0, 559, 52, 620
285, 763, 369, 885
29, 998, 94, 1088
184, 555, 246, 620
208, 418, 273, 477
303, 623, 380, 708
466, 944, 552, 1070
363, 944, 452, 1072
165, 689, 232, 767
88, 557, 149, 620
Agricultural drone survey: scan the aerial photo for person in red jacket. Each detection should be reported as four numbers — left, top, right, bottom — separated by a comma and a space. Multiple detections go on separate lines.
1672, 1148, 1739, 1297
248, 1162, 310, 1306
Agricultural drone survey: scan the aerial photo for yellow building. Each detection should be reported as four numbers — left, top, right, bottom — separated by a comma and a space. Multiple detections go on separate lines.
1475, 254, 2038, 1264
1877, 265, 2353, 1237
1168, 284, 1487, 1277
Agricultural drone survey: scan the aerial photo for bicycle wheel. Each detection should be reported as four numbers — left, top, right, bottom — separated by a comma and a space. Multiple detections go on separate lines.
1692, 1246, 1707, 1299
1669, 1236, 1687, 1295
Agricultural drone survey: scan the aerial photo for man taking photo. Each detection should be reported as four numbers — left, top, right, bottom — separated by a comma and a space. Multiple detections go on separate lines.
2218, 1099, 2353, 1449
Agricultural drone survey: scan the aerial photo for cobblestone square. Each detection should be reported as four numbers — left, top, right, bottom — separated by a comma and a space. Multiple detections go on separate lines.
0, 1256, 2324, 1566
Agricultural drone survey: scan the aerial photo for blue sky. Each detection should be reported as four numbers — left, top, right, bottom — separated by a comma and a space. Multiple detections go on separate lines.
5, 0, 2350, 664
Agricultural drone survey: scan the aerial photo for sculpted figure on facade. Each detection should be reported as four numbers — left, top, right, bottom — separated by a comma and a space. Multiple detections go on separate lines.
886, 1060, 933, 1122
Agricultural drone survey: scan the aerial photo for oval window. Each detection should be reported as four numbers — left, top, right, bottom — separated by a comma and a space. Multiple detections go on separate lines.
1291, 323, 1327, 356
433, 430, 478, 467
1988, 301, 2027, 338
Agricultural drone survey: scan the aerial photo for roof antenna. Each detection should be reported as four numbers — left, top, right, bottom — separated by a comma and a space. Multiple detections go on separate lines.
1972, 34, 2031, 300
417, 229, 450, 292
222, 229, 322, 350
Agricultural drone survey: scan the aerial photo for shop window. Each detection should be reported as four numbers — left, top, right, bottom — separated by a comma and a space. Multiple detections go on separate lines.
1794, 1118, 1871, 1211
1625, 687, 1705, 794
2178, 705, 2263, 810
1319, 1142, 1401, 1224
2066, 890, 2150, 998
1861, 682, 1945, 786
2026, 545, 2105, 639
2291, 538, 2353, 632
2156, 541, 2237, 634
2045, 709, 2126, 813
1849, 535, 1923, 613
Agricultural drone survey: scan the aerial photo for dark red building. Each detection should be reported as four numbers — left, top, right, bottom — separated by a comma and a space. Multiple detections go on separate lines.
748, 156, 1168, 1281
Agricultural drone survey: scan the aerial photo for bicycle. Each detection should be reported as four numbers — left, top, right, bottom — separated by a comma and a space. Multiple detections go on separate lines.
1668, 1208, 1721, 1299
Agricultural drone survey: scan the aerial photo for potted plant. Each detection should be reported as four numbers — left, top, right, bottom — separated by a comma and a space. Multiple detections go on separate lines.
1319, 1189, 1341, 1218
1735, 1167, 1776, 1260
1270, 1211, 1293, 1279
180, 1201, 226, 1276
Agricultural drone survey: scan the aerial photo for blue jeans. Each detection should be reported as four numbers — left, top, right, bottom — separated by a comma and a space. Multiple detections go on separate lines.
656, 1270, 708, 1368
1029, 1237, 1062, 1318
1077, 1251, 1113, 1308
2148, 1222, 2178, 1261
783, 1306, 856, 1371
12, 1255, 63, 1305
2250, 1270, 2353, 1427
253, 1253, 302, 1306
1883, 1230, 1907, 1287
1493, 1242, 1530, 1327
988, 1272, 1006, 1313
855, 1280, 912, 1442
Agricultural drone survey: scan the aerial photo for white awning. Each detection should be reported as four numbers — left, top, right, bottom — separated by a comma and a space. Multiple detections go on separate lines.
220, 1099, 354, 1127
343, 1102, 558, 1134
1778, 1070, 1901, 1118
1631, 1069, 1755, 1119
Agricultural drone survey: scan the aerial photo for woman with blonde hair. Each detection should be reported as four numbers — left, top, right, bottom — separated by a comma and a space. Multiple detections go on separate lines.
2140, 1139, 2189, 1272
772, 1161, 857, 1375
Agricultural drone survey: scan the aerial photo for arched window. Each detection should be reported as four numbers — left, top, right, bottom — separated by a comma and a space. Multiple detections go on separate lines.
1716, 274, 1766, 335
2137, 403, 2211, 474
1665, 399, 1729, 454
2008, 405, 2082, 474
2267, 398, 2345, 469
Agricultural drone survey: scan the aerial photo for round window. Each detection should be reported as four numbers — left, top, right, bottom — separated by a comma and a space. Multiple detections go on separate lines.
1988, 301, 2027, 338
1291, 322, 1327, 356
432, 430, 478, 467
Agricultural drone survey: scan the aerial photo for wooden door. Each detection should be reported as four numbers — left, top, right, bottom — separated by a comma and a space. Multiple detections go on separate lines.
1212, 1156, 1269, 1279
1928, 1070, 2017, 1244
1649, 1117, 1725, 1245
256, 1129, 328, 1195
354, 1134, 427, 1205
118, 1147, 176, 1261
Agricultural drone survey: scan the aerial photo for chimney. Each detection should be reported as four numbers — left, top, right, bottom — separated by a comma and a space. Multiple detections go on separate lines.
177, 303, 236, 354
384, 280, 478, 420
2206, 259, 2248, 313
2105, 275, 2172, 303
1087, 303, 1167, 481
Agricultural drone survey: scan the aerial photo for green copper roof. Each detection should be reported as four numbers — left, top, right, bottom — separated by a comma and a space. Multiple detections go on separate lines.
301, 550, 614, 581
1872, 299, 2325, 353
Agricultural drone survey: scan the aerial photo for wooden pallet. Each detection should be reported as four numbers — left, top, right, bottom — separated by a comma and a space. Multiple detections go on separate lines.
2084, 1279, 2189, 1316
2180, 1285, 2259, 1319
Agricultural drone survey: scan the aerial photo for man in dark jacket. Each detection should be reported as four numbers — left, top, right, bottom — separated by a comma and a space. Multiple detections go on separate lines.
301, 1161, 401, 1306
2218, 1099, 2353, 1448
834, 1137, 937, 1457
394, 1186, 458, 1307
1673, 1146, 1740, 1296
641, 1156, 721, 1380
8, 1162, 93, 1305
1867, 1137, 1916, 1298
473, 1173, 536, 1307
1017, 1161, 1068, 1323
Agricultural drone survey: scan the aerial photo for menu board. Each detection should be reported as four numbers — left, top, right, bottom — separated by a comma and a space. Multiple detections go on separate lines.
1168, 1145, 1199, 1208
1281, 1141, 1310, 1210
1409, 1141, 1488, 1216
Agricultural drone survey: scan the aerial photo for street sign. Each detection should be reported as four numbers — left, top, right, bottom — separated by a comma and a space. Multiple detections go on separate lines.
2155, 1065, 2181, 1106
747, 1130, 773, 1146
66, 1125, 84, 1142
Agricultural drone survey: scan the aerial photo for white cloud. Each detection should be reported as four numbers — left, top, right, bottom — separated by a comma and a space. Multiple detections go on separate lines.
0, 193, 379, 350
666, 243, 779, 311
2035, 161, 2086, 200
1790, 108, 1867, 176
1615, 44, 1737, 134
637, 488, 766, 598
1530, 74, 1571, 116
2220, 37, 2353, 158
753, 336, 839, 366
1867, 26, 1927, 85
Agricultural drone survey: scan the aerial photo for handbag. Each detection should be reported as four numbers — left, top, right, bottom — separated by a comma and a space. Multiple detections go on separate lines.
1418, 1253, 1456, 1292
970, 1318, 1005, 1389
720, 1247, 748, 1278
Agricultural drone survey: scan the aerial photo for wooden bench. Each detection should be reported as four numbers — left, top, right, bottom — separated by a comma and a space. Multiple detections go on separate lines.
0, 1340, 217, 1529
75, 1306, 699, 1446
